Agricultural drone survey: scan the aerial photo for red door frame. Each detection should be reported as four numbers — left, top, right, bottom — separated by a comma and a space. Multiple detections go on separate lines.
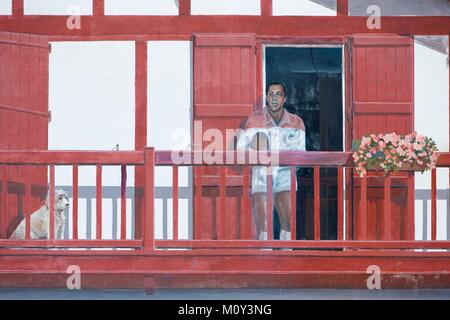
255, 36, 354, 240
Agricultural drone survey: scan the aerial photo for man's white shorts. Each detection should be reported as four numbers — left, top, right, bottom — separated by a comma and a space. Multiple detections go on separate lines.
251, 166, 297, 194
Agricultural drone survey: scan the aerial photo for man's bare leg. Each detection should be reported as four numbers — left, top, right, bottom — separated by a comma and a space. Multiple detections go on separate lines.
274, 191, 292, 239
253, 192, 268, 239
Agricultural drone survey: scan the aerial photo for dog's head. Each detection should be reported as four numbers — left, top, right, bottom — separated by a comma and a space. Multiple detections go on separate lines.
45, 188, 70, 212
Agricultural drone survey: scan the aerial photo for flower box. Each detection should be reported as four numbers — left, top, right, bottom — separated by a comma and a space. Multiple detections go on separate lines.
366, 162, 428, 173
352, 132, 439, 177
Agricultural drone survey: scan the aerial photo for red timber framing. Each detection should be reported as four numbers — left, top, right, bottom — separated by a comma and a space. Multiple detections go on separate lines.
134, 41, 148, 239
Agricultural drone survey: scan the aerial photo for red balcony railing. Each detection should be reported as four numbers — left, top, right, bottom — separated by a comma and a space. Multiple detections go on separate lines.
0, 149, 449, 253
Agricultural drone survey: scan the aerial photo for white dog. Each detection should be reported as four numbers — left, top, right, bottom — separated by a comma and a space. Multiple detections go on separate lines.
10, 189, 70, 240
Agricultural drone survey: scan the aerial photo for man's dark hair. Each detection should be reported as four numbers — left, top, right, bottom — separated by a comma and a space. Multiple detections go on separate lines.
266, 81, 287, 96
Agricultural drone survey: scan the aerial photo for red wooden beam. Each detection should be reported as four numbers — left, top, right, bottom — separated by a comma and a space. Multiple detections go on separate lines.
49, 165, 55, 240
0, 151, 144, 165
92, 0, 104, 16
345, 168, 353, 240
72, 165, 79, 240
12, 0, 24, 16
436, 152, 450, 167
337, 167, 343, 241
336, 0, 348, 16
0, 240, 141, 248
178, 0, 191, 16
314, 167, 321, 240
172, 165, 178, 240
267, 169, 273, 240
0, 166, 8, 238
49, 35, 193, 42
5, 255, 450, 290
2, 16, 450, 37
134, 40, 147, 240
120, 164, 127, 240
25, 166, 32, 240
155, 150, 353, 166
143, 147, 155, 252
261, 0, 272, 17
219, 166, 226, 240
135, 41, 147, 152
406, 175, 415, 240
7, 272, 450, 290
96, 164, 102, 239
155, 240, 450, 250
383, 176, 391, 240
241, 166, 251, 239
194, 167, 202, 240
431, 168, 437, 241
1, 150, 448, 169
290, 167, 296, 240
360, 175, 368, 240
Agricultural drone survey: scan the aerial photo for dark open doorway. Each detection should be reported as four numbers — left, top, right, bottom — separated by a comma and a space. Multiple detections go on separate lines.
265, 46, 344, 240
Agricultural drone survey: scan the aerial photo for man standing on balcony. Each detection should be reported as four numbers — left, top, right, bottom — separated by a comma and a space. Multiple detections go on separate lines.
237, 81, 306, 241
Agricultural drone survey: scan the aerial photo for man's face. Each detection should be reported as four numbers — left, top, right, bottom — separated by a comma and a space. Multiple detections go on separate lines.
266, 84, 287, 113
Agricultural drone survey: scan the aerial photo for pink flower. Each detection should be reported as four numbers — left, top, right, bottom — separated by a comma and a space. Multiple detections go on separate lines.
396, 147, 406, 156
384, 134, 393, 144
404, 134, 413, 143
416, 135, 425, 143
361, 136, 371, 146
419, 151, 427, 157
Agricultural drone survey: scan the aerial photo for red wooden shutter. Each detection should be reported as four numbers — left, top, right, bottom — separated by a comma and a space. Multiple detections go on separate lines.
352, 34, 414, 240
0, 32, 50, 238
193, 33, 256, 240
